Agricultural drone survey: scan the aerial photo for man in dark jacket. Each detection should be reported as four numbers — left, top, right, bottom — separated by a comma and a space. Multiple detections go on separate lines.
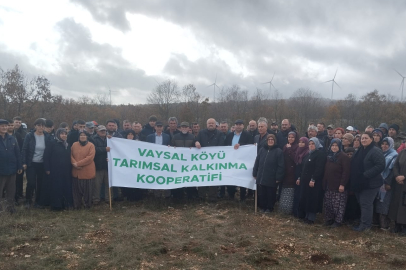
67, 119, 86, 146
106, 120, 123, 139
248, 120, 259, 139
141, 115, 157, 137
92, 125, 110, 204
195, 118, 224, 201
146, 122, 170, 145
223, 119, 254, 201
12, 117, 25, 203
132, 121, 147, 141
0, 119, 22, 213
254, 118, 270, 153
165, 117, 181, 142
171, 121, 196, 200
44, 119, 55, 138
276, 119, 293, 149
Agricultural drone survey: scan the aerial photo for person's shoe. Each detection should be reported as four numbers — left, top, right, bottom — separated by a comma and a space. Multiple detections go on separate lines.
304, 219, 314, 225
260, 208, 266, 213
264, 209, 272, 214
24, 201, 31, 209
352, 226, 369, 232
330, 222, 341, 228
323, 220, 334, 227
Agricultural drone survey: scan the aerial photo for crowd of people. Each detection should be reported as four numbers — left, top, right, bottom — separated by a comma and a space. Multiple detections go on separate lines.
1, 115, 406, 235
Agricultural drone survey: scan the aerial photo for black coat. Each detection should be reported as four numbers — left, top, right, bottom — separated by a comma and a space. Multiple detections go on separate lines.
195, 129, 224, 147
276, 128, 292, 149
43, 140, 73, 209
172, 132, 195, 147
67, 129, 79, 147
224, 130, 253, 146
134, 132, 147, 142
298, 150, 327, 214
22, 131, 50, 166
93, 135, 108, 171
350, 144, 385, 192
254, 132, 269, 153
253, 144, 284, 187
141, 123, 155, 137
0, 133, 21, 175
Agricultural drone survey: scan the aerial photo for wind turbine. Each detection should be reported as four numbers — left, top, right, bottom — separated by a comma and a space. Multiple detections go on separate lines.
262, 72, 276, 92
107, 84, 117, 106
394, 69, 405, 101
208, 74, 220, 102
324, 69, 341, 99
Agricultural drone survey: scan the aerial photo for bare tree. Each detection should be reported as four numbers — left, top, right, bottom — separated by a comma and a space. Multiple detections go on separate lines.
147, 80, 180, 121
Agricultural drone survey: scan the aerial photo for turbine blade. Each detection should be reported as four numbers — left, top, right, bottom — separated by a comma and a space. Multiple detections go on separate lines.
271, 72, 275, 82
215, 74, 217, 84
334, 69, 338, 79
324, 80, 333, 83
262, 81, 271, 84
394, 69, 404, 78
334, 81, 341, 88
207, 83, 214, 88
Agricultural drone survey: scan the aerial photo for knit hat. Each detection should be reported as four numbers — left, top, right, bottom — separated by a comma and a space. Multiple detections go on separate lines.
378, 123, 389, 132
389, 124, 400, 133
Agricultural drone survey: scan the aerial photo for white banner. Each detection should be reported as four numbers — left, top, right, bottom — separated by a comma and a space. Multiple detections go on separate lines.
107, 138, 257, 190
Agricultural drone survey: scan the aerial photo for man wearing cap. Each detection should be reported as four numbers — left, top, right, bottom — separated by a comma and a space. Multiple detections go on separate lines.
172, 121, 196, 200
223, 119, 254, 201
85, 121, 96, 136
0, 119, 23, 213
141, 115, 157, 137
327, 124, 335, 139
346, 126, 354, 134
92, 125, 110, 205
195, 118, 224, 201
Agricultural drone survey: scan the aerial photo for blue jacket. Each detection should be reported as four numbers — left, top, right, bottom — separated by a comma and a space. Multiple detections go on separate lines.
0, 133, 22, 175
22, 131, 50, 166
146, 133, 171, 145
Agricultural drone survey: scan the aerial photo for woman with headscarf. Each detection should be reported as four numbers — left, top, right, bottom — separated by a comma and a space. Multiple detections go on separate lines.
279, 131, 299, 214
322, 138, 351, 228
253, 134, 284, 213
372, 128, 384, 148
353, 134, 361, 151
297, 137, 327, 224
293, 137, 309, 217
71, 131, 96, 209
44, 128, 73, 210
375, 137, 398, 230
349, 132, 385, 232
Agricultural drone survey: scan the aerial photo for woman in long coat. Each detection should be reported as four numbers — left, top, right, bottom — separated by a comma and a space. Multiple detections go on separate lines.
293, 137, 309, 217
388, 146, 406, 235
279, 131, 298, 214
44, 128, 73, 210
297, 137, 327, 224
253, 134, 284, 213
376, 137, 398, 230
322, 138, 351, 228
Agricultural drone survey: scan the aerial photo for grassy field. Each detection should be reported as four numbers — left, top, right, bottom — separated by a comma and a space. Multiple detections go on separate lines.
1, 196, 406, 270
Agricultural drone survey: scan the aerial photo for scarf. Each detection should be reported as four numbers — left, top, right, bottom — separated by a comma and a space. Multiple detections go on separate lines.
78, 131, 88, 146
327, 138, 342, 163
55, 128, 68, 149
309, 137, 322, 154
378, 137, 398, 202
283, 131, 299, 158
295, 137, 309, 165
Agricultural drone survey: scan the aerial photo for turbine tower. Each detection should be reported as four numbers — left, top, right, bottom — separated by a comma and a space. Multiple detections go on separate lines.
107, 84, 117, 106
262, 72, 276, 92
394, 69, 405, 101
324, 69, 341, 99
208, 75, 220, 102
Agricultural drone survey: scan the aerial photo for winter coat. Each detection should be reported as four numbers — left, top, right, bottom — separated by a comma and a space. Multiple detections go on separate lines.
388, 150, 406, 224
224, 130, 253, 146
254, 132, 269, 153
195, 129, 224, 147
276, 128, 292, 149
282, 144, 298, 188
71, 142, 96, 179
165, 129, 181, 143
172, 132, 195, 147
253, 144, 284, 187
0, 133, 22, 175
146, 133, 171, 145
141, 123, 155, 137
350, 144, 385, 192
248, 129, 259, 139
43, 140, 73, 208
299, 150, 327, 214
22, 131, 50, 166
67, 129, 79, 147
93, 134, 108, 171
322, 152, 351, 191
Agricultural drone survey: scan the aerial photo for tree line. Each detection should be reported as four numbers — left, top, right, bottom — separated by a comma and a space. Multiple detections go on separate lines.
1, 64, 405, 133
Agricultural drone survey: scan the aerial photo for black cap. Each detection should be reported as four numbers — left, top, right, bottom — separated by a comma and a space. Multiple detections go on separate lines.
271, 122, 277, 126
235, 119, 244, 125
0, 119, 9, 125
155, 121, 163, 126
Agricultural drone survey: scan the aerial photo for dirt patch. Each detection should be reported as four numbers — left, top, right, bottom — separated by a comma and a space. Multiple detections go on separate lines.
310, 253, 331, 265
85, 229, 112, 244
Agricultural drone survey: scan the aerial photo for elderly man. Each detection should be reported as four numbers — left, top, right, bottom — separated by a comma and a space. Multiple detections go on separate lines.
195, 118, 224, 201
0, 119, 22, 213
254, 117, 270, 153
219, 121, 230, 141
224, 119, 254, 201
248, 120, 259, 139
92, 125, 110, 205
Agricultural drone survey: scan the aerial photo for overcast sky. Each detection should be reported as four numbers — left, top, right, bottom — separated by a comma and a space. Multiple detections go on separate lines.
1, 0, 406, 104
